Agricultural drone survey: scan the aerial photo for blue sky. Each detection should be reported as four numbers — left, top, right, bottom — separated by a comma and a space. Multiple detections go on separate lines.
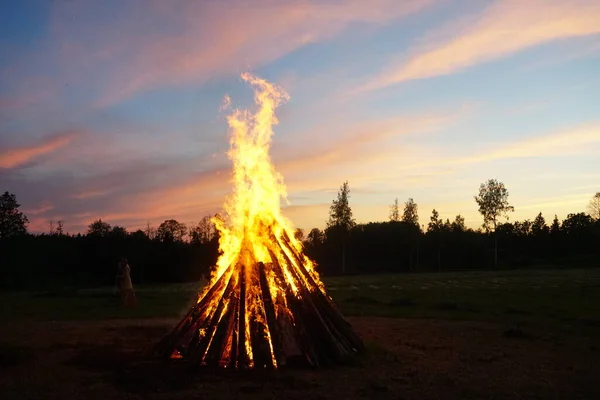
1, 0, 599, 234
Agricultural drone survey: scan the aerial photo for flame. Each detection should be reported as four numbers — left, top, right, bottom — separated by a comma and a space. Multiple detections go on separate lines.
192, 73, 326, 368
156, 72, 363, 369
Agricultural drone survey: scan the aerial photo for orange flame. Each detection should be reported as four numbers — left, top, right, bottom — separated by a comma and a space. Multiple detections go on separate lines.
195, 73, 325, 368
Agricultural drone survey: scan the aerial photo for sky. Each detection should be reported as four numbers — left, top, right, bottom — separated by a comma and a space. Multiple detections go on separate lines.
1, 0, 599, 235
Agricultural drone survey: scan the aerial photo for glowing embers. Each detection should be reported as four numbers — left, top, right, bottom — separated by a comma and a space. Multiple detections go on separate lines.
155, 230, 363, 368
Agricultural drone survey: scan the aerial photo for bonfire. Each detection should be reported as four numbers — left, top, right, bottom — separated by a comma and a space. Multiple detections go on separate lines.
154, 73, 364, 369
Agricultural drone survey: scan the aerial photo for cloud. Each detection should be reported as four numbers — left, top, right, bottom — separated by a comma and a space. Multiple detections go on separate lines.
40, 0, 432, 106
22, 202, 54, 216
476, 124, 600, 162
360, 0, 600, 91
5, 104, 465, 234
517, 193, 592, 212
0, 132, 78, 169
9, 117, 595, 234
395, 122, 600, 173
276, 106, 468, 179
68, 189, 113, 200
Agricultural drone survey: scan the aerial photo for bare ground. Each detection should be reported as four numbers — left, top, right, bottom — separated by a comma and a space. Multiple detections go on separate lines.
0, 317, 598, 400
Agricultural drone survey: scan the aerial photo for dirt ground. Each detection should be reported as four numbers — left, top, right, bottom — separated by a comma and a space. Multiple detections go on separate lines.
0, 317, 598, 400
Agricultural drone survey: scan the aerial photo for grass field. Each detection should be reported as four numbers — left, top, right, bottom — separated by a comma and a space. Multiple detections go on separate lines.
2, 268, 599, 333
1, 268, 599, 399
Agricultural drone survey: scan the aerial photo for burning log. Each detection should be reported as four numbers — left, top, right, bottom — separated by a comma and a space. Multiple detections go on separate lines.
154, 229, 364, 368
154, 259, 363, 368
153, 73, 364, 369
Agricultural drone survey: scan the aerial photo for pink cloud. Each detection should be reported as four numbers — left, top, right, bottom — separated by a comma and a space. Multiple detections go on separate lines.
0, 132, 79, 169
22, 202, 54, 216
68, 189, 112, 200
360, 0, 600, 91
43, 0, 432, 106
60, 107, 466, 231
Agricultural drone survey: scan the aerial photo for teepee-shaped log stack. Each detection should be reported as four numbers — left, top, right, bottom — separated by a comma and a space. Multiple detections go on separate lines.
154, 72, 364, 369
154, 230, 364, 369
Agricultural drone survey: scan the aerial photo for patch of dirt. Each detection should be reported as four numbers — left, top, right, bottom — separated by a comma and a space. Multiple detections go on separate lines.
0, 317, 598, 399
0, 345, 34, 368
343, 296, 382, 305
388, 298, 415, 307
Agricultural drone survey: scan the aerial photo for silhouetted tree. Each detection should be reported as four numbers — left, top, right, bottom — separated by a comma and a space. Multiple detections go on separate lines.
157, 219, 188, 242
327, 181, 355, 232
549, 214, 561, 257
451, 214, 466, 233
0, 191, 29, 239
294, 228, 305, 242
550, 215, 560, 234
402, 198, 419, 227
130, 229, 146, 240
401, 198, 420, 269
589, 192, 600, 220
427, 209, 444, 270
144, 221, 157, 240
56, 220, 64, 236
427, 209, 442, 232
306, 228, 325, 247
389, 197, 400, 222
189, 215, 216, 244
87, 219, 111, 237
561, 213, 595, 254
111, 226, 128, 239
326, 181, 355, 274
474, 179, 514, 267
532, 212, 548, 236
514, 220, 532, 236
562, 213, 594, 235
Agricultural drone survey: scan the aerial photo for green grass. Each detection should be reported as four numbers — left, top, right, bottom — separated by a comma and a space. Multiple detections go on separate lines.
1, 268, 599, 334
329, 269, 600, 331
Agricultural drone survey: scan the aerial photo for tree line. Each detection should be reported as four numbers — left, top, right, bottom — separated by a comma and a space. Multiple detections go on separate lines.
1, 186, 599, 289
310, 181, 599, 275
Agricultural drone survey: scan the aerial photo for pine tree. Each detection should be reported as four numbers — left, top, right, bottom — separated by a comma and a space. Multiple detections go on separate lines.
0, 191, 29, 239
389, 198, 400, 222
326, 181, 356, 232
402, 198, 419, 227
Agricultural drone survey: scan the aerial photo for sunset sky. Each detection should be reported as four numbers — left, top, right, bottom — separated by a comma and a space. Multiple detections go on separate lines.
1, 0, 599, 235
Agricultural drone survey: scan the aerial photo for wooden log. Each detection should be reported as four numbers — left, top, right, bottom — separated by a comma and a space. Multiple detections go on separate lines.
228, 290, 240, 368
278, 231, 365, 355
237, 262, 249, 367
249, 315, 273, 369
219, 292, 239, 368
275, 240, 343, 351
154, 226, 364, 369
285, 291, 321, 366
204, 294, 236, 366
270, 240, 337, 365
275, 236, 361, 364
188, 271, 236, 364
266, 248, 310, 363
153, 266, 234, 358
257, 261, 283, 367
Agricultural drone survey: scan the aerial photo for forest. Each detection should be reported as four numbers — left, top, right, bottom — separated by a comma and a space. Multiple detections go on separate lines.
1, 181, 599, 290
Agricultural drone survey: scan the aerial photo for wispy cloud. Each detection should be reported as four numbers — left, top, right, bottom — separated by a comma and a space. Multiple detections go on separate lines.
475, 124, 600, 162
517, 193, 592, 212
277, 106, 469, 178
37, 0, 433, 107
359, 0, 600, 91
0, 132, 78, 169
397, 122, 600, 172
